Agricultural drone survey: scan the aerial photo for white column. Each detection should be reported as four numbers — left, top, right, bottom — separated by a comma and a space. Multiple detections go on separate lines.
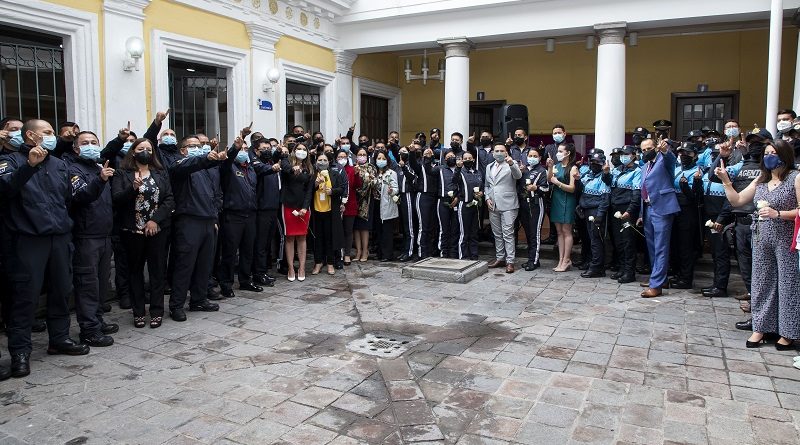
334, 49, 358, 138
246, 22, 282, 140
102, 0, 151, 141
593, 22, 626, 151
438, 37, 472, 138
766, 0, 783, 133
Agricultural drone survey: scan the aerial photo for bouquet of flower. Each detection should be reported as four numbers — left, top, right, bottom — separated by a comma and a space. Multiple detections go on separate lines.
705, 219, 718, 234
757, 200, 769, 221
466, 186, 482, 208
614, 211, 623, 219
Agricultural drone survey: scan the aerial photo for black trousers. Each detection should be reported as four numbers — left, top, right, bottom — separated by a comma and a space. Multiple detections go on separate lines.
73, 236, 111, 336
6, 232, 72, 355
707, 216, 731, 290
437, 201, 459, 258
399, 192, 417, 258
610, 205, 636, 277
253, 209, 278, 276
220, 210, 257, 292
123, 230, 167, 318
170, 216, 216, 310
577, 216, 589, 262
312, 210, 334, 265
518, 197, 545, 264
673, 204, 699, 284
456, 202, 480, 260
111, 232, 130, 304
381, 218, 396, 260
584, 209, 605, 273
0, 225, 13, 329
416, 193, 437, 258
734, 216, 753, 293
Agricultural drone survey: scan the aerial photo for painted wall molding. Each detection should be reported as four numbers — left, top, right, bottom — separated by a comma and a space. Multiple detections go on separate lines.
353, 77, 402, 135
278, 60, 336, 137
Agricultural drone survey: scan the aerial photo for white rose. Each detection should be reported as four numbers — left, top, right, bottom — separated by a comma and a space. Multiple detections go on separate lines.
525, 179, 531, 185
705, 220, 714, 228
757, 200, 769, 209
588, 216, 595, 222
342, 197, 348, 204
614, 211, 622, 219
447, 191, 454, 197
473, 187, 479, 193
392, 195, 399, 203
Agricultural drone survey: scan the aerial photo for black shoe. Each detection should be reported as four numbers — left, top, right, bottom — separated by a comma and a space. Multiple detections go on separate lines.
635, 265, 651, 275
735, 319, 753, 331
702, 288, 728, 298
239, 282, 264, 292
220, 289, 235, 299
579, 263, 590, 271
701, 286, 714, 294
101, 323, 119, 335
170, 308, 187, 322
670, 279, 692, 290
380, 258, 392, 263
47, 338, 90, 356
610, 271, 623, 280
398, 254, 411, 262
0, 364, 9, 381
80, 333, 114, 347
607, 264, 620, 272
10, 353, 30, 378
253, 274, 275, 286
164, 287, 172, 295
581, 270, 605, 278
617, 274, 636, 284
101, 303, 112, 313
119, 297, 132, 310
31, 319, 46, 333
776, 341, 796, 351
334, 261, 344, 269
208, 288, 225, 301
189, 301, 219, 312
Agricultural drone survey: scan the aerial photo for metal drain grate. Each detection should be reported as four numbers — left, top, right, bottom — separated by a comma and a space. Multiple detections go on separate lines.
347, 332, 417, 358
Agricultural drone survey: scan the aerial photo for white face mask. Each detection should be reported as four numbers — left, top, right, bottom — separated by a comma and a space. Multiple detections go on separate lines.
295, 149, 308, 160
556, 152, 566, 162
778, 120, 793, 132
337, 158, 348, 167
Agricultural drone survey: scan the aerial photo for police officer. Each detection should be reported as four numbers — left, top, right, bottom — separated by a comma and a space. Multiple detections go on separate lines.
168, 136, 226, 321
414, 142, 439, 259
442, 132, 466, 161
0, 119, 90, 379
518, 146, 549, 270
575, 148, 603, 270
65, 131, 119, 347
697, 130, 722, 172
504, 128, 528, 164
577, 151, 611, 278
473, 131, 495, 176
609, 146, 642, 283
432, 150, 460, 258
450, 152, 482, 260
396, 144, 418, 262
631, 126, 650, 149
670, 141, 704, 289
0, 117, 24, 335
429, 128, 444, 163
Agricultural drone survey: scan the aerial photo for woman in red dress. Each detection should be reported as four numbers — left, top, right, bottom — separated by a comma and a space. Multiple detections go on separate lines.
280, 143, 314, 281
337, 150, 359, 265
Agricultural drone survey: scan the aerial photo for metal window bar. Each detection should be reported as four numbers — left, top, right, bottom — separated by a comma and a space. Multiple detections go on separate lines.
0, 42, 64, 124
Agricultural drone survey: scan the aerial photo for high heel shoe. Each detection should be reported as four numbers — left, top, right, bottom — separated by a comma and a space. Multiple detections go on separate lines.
746, 334, 766, 348
776, 339, 795, 351
297, 270, 306, 281
287, 270, 296, 282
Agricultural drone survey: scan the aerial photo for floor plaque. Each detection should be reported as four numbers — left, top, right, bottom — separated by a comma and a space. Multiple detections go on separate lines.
401, 258, 487, 283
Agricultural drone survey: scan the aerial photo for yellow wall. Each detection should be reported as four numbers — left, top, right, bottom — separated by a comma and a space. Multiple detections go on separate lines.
375, 28, 800, 142
353, 53, 400, 86
275, 36, 335, 73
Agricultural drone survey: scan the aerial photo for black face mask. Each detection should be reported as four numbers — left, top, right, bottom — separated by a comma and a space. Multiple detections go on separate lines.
680, 154, 695, 167
611, 156, 622, 167
514, 136, 526, 145
747, 143, 765, 160
450, 141, 461, 151
359, 141, 369, 148
480, 138, 492, 147
632, 135, 643, 145
463, 160, 475, 169
399, 152, 409, 161
314, 137, 323, 143
445, 158, 457, 167
643, 150, 657, 162
590, 164, 603, 174
134, 151, 152, 165
287, 142, 297, 150
280, 152, 289, 160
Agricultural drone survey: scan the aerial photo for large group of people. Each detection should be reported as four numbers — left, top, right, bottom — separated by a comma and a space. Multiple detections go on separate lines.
0, 106, 799, 380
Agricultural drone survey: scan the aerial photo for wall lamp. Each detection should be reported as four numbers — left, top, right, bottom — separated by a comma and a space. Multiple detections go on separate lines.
123, 36, 144, 72
263, 67, 281, 93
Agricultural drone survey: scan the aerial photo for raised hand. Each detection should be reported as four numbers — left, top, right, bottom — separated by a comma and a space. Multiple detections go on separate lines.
233, 136, 244, 149
505, 155, 514, 166
714, 158, 730, 183
467, 132, 476, 145
241, 121, 253, 138
423, 148, 433, 158
0, 129, 9, 142
118, 121, 131, 140
216, 149, 228, 161
100, 160, 115, 181
155, 108, 170, 124
133, 170, 144, 190
506, 133, 513, 146
27, 146, 47, 167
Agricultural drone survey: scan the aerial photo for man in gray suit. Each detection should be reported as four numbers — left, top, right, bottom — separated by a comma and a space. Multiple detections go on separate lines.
485, 143, 522, 273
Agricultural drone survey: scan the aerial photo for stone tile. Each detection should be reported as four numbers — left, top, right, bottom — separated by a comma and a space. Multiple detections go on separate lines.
267, 401, 320, 427
538, 387, 586, 409
731, 386, 781, 407
617, 424, 664, 445
526, 402, 579, 428
621, 403, 663, 429
331, 393, 387, 418
226, 419, 291, 445
399, 424, 444, 442
752, 417, 800, 444
514, 421, 570, 445
291, 386, 344, 409
279, 424, 338, 445
466, 414, 522, 442
392, 400, 436, 426
663, 420, 709, 445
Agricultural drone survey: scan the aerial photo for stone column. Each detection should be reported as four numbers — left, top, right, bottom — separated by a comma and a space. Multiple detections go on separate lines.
593, 22, 627, 151
438, 37, 473, 138
334, 49, 358, 138
766, 0, 783, 133
246, 22, 282, 140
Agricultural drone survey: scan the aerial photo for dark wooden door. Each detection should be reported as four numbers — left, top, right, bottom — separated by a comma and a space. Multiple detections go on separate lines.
360, 94, 388, 142
672, 92, 738, 139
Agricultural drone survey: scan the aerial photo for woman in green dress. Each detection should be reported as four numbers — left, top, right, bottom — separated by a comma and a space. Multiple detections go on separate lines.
547, 143, 579, 272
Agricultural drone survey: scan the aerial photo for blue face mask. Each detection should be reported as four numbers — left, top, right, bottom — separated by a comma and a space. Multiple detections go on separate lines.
78, 144, 102, 161
724, 128, 740, 139
493, 152, 506, 162
201, 144, 212, 156
236, 151, 249, 164
121, 141, 133, 155
161, 135, 177, 146
340, 144, 351, 152
763, 154, 784, 170
620, 155, 631, 165
553, 133, 565, 144
187, 147, 204, 157
376, 159, 387, 169
8, 130, 23, 149
527, 157, 539, 166
40, 134, 57, 151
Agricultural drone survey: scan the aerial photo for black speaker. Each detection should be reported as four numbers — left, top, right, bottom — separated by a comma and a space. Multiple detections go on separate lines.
500, 104, 529, 138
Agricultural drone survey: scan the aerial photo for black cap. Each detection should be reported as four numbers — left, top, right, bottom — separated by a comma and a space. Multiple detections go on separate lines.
415, 132, 426, 139
700, 126, 713, 135
430, 128, 440, 135
705, 129, 722, 138
589, 152, 606, 165
653, 119, 672, 131
686, 129, 704, 139
621, 145, 637, 155
610, 147, 622, 154
745, 125, 773, 142
678, 141, 700, 154
705, 137, 722, 147
633, 126, 649, 136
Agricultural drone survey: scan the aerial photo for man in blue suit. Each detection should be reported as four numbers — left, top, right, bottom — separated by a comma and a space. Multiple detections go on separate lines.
637, 138, 680, 297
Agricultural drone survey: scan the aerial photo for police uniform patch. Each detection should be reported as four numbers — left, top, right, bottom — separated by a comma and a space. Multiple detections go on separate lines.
235, 170, 245, 177
0, 161, 7, 174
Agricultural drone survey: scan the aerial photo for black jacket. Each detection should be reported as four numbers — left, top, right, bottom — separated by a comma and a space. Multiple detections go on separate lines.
279, 159, 314, 210
111, 168, 174, 231
221, 146, 277, 213
169, 155, 223, 220
101, 119, 162, 169
65, 152, 113, 238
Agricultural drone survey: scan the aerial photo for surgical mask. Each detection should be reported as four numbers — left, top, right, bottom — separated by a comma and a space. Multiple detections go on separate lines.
78, 144, 102, 161
134, 151, 152, 165
555, 152, 566, 162
337, 158, 348, 167
161, 135, 177, 145
463, 160, 475, 169
680, 154, 695, 167
778, 121, 792, 133
480, 138, 492, 147
121, 141, 133, 155
763, 154, 784, 170
295, 149, 307, 160
340, 143, 351, 152
316, 161, 329, 171
725, 127, 740, 139
357, 155, 368, 165
8, 130, 22, 149
553, 134, 565, 144
187, 147, 204, 157
236, 151, 249, 164
41, 134, 57, 151
201, 144, 212, 155
527, 157, 539, 166
643, 150, 657, 162
376, 159, 387, 169
620, 155, 632, 165
493, 152, 506, 162
445, 157, 457, 167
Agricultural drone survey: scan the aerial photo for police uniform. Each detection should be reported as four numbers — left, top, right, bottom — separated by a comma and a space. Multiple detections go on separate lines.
453, 161, 484, 260
253, 149, 282, 283
609, 147, 642, 283
577, 153, 611, 277
575, 149, 602, 270
517, 160, 549, 269
395, 153, 418, 261
670, 143, 704, 288
414, 151, 439, 258
432, 158, 460, 258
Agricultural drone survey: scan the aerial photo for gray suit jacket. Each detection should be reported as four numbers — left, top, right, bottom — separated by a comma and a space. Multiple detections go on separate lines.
484, 160, 522, 212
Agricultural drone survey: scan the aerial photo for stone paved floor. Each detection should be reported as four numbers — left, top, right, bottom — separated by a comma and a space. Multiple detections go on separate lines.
1, 256, 800, 445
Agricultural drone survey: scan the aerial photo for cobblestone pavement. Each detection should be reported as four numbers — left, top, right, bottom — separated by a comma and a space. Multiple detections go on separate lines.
1, 256, 800, 445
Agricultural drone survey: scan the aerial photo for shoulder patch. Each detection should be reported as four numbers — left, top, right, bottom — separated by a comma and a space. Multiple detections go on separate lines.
0, 161, 7, 174
235, 170, 245, 177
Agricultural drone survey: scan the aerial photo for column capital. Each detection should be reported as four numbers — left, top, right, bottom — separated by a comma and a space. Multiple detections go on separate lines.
594, 22, 627, 45
103, 0, 151, 20
246, 22, 282, 53
437, 37, 474, 58
334, 49, 358, 76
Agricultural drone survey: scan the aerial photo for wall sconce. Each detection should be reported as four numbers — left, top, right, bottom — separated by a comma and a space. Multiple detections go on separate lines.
404, 50, 445, 85
123, 36, 144, 72
263, 67, 281, 93
585, 35, 595, 50
629, 32, 639, 46
545, 38, 555, 53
